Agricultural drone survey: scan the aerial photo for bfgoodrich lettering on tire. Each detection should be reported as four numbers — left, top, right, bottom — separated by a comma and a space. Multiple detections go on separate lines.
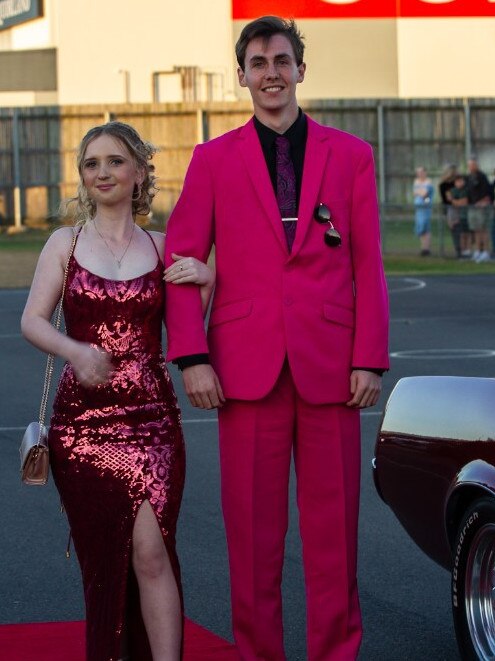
452, 497, 495, 660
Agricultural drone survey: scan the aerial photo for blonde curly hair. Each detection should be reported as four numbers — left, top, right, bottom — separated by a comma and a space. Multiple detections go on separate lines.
64, 121, 158, 223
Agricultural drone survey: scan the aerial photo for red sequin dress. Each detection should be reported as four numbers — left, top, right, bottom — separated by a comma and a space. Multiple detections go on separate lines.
48, 233, 185, 661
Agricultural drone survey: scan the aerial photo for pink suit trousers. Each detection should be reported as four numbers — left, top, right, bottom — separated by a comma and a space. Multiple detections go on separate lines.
218, 362, 362, 661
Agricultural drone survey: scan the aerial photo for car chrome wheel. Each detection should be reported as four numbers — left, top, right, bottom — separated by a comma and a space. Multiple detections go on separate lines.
465, 523, 495, 659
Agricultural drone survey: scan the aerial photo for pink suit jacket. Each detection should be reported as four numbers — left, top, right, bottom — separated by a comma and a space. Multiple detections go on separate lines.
165, 116, 389, 405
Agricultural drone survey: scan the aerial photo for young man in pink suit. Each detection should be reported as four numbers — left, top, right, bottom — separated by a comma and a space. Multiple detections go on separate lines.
164, 16, 389, 661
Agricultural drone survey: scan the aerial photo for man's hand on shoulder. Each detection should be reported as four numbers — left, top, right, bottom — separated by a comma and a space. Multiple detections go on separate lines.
182, 364, 225, 410
346, 370, 382, 409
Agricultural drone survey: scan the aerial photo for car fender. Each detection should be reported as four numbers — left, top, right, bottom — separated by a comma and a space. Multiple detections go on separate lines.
445, 460, 495, 552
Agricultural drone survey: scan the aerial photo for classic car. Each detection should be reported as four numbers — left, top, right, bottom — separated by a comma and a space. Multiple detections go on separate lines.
374, 376, 495, 661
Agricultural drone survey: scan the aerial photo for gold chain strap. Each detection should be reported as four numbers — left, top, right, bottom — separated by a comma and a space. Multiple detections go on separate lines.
37, 230, 78, 435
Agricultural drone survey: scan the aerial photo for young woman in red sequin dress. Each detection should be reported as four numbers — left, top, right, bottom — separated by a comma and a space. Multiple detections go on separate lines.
21, 122, 214, 661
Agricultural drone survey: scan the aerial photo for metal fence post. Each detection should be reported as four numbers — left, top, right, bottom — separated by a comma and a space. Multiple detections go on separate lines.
196, 108, 207, 144
377, 103, 387, 252
464, 98, 472, 164
377, 103, 386, 205
12, 108, 23, 230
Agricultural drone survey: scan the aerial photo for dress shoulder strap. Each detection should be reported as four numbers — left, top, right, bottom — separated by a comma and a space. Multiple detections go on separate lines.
143, 228, 163, 264
72, 225, 82, 246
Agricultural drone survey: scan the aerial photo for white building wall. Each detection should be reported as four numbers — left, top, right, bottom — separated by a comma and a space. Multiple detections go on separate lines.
397, 18, 495, 98
56, 0, 236, 105
1, 1, 495, 105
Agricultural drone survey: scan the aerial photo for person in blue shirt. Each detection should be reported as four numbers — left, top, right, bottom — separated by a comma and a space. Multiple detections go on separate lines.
413, 166, 434, 256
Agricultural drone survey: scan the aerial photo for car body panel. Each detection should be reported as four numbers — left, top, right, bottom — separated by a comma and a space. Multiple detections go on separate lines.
374, 376, 495, 570
446, 460, 495, 544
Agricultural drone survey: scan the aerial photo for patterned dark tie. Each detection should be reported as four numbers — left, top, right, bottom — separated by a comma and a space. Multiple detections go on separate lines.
275, 135, 297, 251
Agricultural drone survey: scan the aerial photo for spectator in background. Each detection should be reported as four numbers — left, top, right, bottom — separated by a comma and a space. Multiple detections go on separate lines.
447, 174, 471, 258
491, 168, 495, 258
466, 156, 492, 262
438, 164, 460, 257
413, 166, 434, 256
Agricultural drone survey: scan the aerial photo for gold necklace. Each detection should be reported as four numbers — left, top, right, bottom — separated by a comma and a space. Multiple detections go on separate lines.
94, 220, 135, 268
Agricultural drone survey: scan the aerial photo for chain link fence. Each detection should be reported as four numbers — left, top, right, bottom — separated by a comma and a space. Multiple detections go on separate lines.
1, 99, 495, 257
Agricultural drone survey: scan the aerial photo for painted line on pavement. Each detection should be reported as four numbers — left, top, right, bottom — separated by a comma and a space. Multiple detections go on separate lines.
387, 277, 426, 293
391, 348, 495, 359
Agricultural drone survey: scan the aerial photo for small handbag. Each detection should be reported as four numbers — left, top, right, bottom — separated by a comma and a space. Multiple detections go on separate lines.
20, 231, 78, 485
20, 422, 49, 485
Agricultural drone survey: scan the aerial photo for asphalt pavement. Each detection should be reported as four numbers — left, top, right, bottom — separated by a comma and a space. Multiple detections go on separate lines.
1, 274, 494, 660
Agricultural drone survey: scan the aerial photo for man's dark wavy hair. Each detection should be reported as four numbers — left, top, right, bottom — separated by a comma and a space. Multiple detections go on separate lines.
235, 16, 305, 71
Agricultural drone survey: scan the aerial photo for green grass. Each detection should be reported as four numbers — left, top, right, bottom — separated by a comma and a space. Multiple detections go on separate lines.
383, 255, 495, 275
0, 228, 53, 251
381, 216, 495, 274
381, 216, 452, 255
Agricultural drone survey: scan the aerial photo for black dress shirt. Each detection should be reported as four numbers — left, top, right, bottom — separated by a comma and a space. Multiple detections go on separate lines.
253, 109, 307, 209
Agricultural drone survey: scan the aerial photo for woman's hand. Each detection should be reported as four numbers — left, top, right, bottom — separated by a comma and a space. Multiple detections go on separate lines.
70, 343, 114, 389
164, 253, 215, 288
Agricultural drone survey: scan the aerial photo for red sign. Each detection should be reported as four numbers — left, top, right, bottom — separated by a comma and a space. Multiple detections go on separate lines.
401, 0, 495, 16
232, 0, 495, 19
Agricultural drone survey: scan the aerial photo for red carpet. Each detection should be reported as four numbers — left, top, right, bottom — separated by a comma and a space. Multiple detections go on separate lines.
0, 618, 238, 660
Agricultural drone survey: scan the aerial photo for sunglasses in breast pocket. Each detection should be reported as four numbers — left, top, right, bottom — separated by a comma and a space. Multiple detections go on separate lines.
314, 203, 342, 248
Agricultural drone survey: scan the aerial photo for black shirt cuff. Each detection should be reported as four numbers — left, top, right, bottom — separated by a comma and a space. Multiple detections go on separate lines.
352, 367, 386, 377
174, 354, 210, 371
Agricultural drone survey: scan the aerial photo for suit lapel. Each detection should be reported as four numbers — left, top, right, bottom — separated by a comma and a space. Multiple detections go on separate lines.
291, 118, 330, 257
238, 119, 288, 251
